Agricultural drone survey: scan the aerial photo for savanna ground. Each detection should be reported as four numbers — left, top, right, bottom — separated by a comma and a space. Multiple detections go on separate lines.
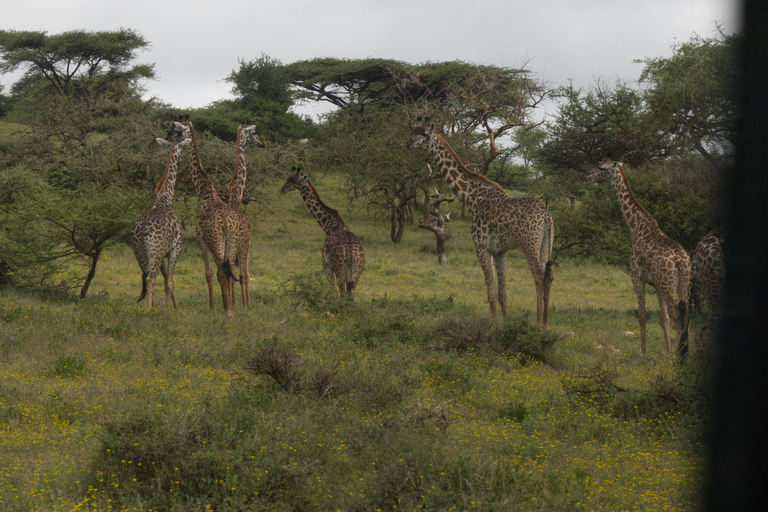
0, 171, 712, 511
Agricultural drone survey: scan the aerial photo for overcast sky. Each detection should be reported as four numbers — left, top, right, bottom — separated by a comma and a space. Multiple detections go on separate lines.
2, 0, 741, 119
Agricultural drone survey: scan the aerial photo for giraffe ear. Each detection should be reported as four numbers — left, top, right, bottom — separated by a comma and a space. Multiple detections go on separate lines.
178, 138, 192, 148
156, 138, 172, 148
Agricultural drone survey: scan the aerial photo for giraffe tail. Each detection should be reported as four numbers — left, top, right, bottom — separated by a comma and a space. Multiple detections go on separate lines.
676, 257, 692, 363
137, 271, 148, 303
223, 259, 240, 283
677, 300, 690, 362
346, 281, 356, 296
540, 214, 554, 286
221, 231, 240, 282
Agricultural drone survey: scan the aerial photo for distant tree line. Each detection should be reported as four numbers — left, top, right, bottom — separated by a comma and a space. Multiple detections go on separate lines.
0, 27, 738, 294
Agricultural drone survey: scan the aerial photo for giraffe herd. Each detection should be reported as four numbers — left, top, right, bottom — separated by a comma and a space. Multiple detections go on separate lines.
131, 114, 724, 361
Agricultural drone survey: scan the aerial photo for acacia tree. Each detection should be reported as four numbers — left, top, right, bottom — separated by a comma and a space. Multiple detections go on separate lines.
0, 29, 154, 98
538, 79, 662, 174
282, 58, 547, 241
310, 108, 432, 244
0, 167, 145, 296
392, 61, 547, 176
284, 57, 405, 112
637, 28, 740, 169
220, 53, 314, 142
0, 29, 169, 297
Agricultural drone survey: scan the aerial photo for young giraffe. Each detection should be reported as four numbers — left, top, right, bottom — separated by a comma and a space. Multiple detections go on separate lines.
692, 230, 725, 327
225, 124, 264, 306
131, 122, 191, 308
406, 116, 554, 326
174, 116, 240, 317
280, 167, 366, 298
585, 157, 692, 359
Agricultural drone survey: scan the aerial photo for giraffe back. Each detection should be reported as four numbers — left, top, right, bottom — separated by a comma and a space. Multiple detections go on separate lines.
324, 227, 366, 291
692, 231, 725, 312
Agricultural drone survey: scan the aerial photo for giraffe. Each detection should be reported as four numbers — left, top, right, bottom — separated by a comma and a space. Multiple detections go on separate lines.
585, 157, 692, 359
280, 167, 366, 298
225, 124, 264, 307
131, 122, 190, 308
692, 230, 725, 335
173, 116, 240, 317
406, 116, 554, 326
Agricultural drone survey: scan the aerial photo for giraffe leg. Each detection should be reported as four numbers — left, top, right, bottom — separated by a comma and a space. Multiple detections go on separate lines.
239, 245, 250, 307
159, 260, 172, 307
476, 247, 498, 320
146, 269, 159, 309
493, 253, 508, 319
198, 229, 215, 310
632, 276, 648, 355
322, 244, 338, 297
165, 237, 181, 309
145, 254, 165, 309
217, 266, 234, 318
525, 255, 546, 326
656, 289, 672, 355
542, 261, 553, 329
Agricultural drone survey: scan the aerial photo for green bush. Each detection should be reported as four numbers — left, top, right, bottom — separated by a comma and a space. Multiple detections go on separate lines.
436, 314, 560, 364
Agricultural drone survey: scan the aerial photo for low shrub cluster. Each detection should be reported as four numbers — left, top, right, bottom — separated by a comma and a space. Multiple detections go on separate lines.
436, 314, 560, 364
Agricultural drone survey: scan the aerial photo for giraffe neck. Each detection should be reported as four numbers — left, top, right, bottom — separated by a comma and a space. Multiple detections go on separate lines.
228, 126, 248, 207
610, 166, 660, 237
154, 144, 183, 207
186, 123, 221, 204
298, 180, 346, 234
429, 133, 502, 215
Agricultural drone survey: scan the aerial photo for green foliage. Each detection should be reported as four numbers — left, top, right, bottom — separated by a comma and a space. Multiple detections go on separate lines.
0, 166, 146, 295
0, 84, 11, 117
637, 28, 740, 166
222, 54, 315, 142
284, 57, 406, 109
539, 79, 659, 172
0, 28, 154, 97
436, 314, 560, 365
553, 159, 724, 264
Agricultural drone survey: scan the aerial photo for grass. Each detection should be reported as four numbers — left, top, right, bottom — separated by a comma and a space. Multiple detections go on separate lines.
0, 171, 712, 510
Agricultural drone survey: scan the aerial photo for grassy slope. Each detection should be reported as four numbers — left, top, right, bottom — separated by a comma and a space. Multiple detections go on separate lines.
0, 171, 708, 511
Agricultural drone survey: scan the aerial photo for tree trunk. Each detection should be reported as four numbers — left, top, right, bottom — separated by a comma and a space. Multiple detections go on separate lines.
435, 229, 450, 264
390, 206, 406, 244
419, 221, 451, 264
79, 249, 101, 299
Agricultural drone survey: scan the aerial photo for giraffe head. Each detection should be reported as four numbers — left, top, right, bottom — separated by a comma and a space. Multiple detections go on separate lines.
584, 156, 622, 183
239, 124, 265, 148
280, 166, 308, 194
406, 116, 435, 150
164, 121, 190, 144
155, 136, 191, 151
